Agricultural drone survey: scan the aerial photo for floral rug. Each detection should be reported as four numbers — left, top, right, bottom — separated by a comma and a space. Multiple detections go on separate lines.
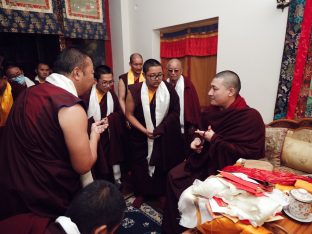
116, 195, 162, 234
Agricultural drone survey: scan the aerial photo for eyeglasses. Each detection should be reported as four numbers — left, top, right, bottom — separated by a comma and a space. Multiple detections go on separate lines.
168, 69, 180, 74
147, 73, 163, 80
99, 80, 114, 86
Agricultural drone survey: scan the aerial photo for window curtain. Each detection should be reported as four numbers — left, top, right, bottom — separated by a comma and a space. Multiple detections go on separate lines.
104, 0, 112, 68
160, 22, 218, 109
160, 24, 218, 58
274, 0, 312, 119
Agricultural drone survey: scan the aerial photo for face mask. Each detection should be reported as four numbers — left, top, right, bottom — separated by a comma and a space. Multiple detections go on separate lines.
12, 75, 26, 85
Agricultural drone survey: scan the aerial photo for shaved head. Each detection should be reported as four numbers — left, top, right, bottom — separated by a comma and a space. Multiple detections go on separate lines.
166, 58, 183, 84
215, 70, 241, 96
129, 53, 143, 64
166, 58, 182, 69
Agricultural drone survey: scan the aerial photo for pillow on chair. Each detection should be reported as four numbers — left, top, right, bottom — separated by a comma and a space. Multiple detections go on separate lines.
281, 129, 312, 173
264, 127, 288, 167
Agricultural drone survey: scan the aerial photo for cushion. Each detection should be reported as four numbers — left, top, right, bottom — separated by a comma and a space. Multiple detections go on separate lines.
273, 166, 306, 175
242, 159, 274, 171
281, 136, 312, 173
264, 127, 288, 167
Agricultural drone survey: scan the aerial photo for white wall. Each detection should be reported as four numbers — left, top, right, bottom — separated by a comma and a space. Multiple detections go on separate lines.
109, 0, 289, 124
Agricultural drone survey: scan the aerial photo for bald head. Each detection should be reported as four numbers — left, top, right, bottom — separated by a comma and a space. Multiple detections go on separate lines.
167, 58, 182, 69
129, 53, 143, 77
215, 70, 241, 96
129, 53, 143, 64
166, 58, 183, 84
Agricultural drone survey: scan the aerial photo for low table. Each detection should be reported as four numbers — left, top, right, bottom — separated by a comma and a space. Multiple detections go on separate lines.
265, 216, 312, 234
185, 215, 312, 234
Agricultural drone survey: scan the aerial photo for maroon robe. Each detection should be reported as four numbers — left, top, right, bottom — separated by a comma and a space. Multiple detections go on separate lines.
119, 73, 129, 99
128, 81, 185, 197
162, 95, 265, 234
0, 82, 84, 220
0, 213, 52, 234
88, 91, 126, 180
183, 77, 201, 154
8, 79, 27, 100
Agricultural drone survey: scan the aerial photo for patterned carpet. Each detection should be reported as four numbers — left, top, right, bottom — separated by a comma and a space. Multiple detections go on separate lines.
116, 195, 162, 234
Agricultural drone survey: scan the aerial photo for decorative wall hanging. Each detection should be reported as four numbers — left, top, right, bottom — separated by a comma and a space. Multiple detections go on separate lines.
61, 0, 106, 39
0, 0, 62, 34
1, 0, 53, 13
274, 0, 312, 119
64, 0, 103, 23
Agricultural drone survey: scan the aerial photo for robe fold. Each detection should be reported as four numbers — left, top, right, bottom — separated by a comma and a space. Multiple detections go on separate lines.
128, 81, 185, 196
0, 213, 52, 233
0, 83, 85, 220
182, 77, 201, 154
8, 79, 27, 100
119, 73, 128, 91
162, 95, 265, 234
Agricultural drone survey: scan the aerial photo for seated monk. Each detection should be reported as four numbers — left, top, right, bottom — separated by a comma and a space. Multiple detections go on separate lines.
161, 70, 265, 234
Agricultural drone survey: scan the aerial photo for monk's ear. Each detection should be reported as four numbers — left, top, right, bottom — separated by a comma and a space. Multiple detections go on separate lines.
94, 224, 108, 234
228, 87, 235, 97
72, 67, 81, 81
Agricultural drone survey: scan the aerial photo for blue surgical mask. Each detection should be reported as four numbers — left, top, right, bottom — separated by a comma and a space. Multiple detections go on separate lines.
12, 75, 26, 85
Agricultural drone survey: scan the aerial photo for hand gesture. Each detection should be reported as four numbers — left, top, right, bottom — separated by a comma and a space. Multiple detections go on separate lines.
195, 125, 215, 142
190, 137, 203, 154
91, 118, 109, 141
145, 129, 155, 139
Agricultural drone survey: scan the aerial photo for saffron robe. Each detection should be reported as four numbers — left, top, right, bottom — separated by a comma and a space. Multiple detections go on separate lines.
83, 89, 126, 180
128, 81, 185, 197
162, 95, 265, 234
0, 82, 85, 220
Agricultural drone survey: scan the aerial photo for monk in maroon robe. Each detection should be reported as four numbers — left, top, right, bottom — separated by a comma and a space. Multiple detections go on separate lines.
118, 53, 144, 114
126, 59, 185, 207
4, 63, 35, 100
166, 58, 201, 155
162, 70, 265, 234
84, 65, 126, 186
0, 48, 107, 220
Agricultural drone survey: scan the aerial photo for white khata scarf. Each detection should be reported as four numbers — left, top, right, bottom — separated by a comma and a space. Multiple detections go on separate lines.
46, 73, 93, 187
168, 76, 185, 133
87, 84, 114, 121
25, 77, 35, 87
141, 81, 170, 177
56, 216, 80, 234
87, 84, 120, 181
46, 73, 78, 97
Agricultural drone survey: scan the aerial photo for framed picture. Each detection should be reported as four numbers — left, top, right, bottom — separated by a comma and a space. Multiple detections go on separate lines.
1, 0, 53, 13
64, 0, 103, 23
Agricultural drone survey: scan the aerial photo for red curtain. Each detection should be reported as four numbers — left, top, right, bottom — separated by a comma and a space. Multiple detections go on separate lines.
287, 0, 312, 118
160, 22, 218, 109
104, 0, 113, 68
160, 24, 218, 58
161, 35, 218, 58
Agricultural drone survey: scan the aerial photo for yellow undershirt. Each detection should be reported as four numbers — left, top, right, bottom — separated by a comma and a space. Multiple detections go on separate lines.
96, 88, 105, 104
148, 88, 156, 103
127, 70, 145, 85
